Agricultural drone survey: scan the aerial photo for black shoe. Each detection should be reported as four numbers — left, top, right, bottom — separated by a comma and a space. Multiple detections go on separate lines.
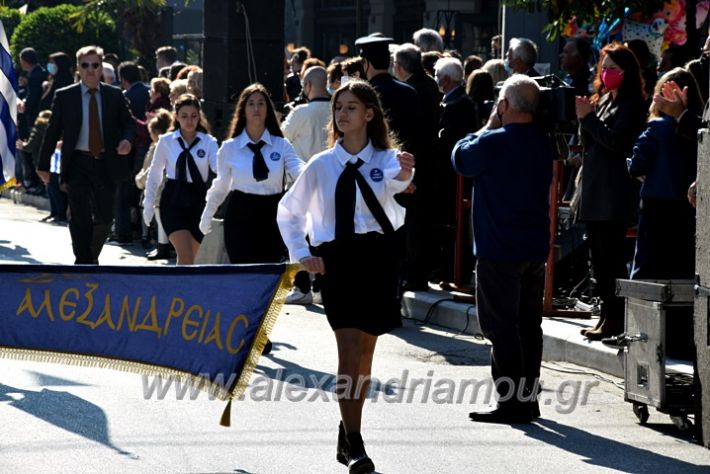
345, 433, 375, 474
146, 244, 171, 260
469, 404, 533, 424
39, 215, 54, 222
262, 339, 273, 355
529, 400, 541, 419
336, 421, 348, 466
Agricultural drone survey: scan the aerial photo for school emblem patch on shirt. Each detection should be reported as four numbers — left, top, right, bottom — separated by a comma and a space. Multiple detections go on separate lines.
196, 149, 206, 158
369, 168, 384, 182
270, 152, 281, 161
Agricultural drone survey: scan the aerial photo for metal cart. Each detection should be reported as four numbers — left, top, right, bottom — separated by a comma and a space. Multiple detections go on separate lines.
614, 279, 696, 431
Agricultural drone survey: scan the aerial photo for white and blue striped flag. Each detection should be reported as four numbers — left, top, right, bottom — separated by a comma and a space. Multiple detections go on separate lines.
0, 19, 17, 191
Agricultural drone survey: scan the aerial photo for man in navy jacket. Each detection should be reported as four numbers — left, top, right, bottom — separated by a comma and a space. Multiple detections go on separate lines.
452, 75, 553, 423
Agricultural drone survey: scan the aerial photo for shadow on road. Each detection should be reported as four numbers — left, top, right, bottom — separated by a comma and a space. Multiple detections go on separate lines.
254, 342, 397, 398
515, 418, 709, 472
0, 240, 43, 264
390, 319, 490, 367
0, 383, 135, 458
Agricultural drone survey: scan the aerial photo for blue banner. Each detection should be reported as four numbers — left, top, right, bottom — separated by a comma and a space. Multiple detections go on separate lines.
0, 264, 295, 415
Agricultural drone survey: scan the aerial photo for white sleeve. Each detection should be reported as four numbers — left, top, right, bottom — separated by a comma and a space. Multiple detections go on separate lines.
282, 138, 306, 185
208, 136, 219, 174
143, 136, 169, 211
277, 163, 315, 262
202, 143, 234, 223
383, 149, 413, 193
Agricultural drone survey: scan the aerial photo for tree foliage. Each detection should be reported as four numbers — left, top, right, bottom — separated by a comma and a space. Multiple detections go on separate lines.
504, 1, 667, 40
0, 6, 23, 40
10, 4, 118, 63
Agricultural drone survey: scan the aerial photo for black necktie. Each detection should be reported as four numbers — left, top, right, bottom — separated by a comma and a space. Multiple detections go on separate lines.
176, 136, 203, 186
335, 158, 396, 240
248, 140, 269, 181
335, 159, 363, 240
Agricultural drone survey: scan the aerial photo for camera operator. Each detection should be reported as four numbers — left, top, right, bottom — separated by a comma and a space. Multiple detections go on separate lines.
452, 75, 554, 423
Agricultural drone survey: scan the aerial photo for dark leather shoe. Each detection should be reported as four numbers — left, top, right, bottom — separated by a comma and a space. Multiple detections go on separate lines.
529, 400, 541, 419
336, 421, 348, 466
346, 433, 375, 474
469, 405, 533, 424
262, 339, 273, 355
146, 244, 171, 260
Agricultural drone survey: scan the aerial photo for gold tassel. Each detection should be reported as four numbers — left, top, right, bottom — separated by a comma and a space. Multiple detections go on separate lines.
0, 177, 17, 192
220, 399, 232, 427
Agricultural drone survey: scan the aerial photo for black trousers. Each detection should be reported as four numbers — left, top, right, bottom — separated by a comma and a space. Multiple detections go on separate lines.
475, 258, 545, 404
66, 154, 116, 264
632, 199, 695, 280
585, 220, 628, 325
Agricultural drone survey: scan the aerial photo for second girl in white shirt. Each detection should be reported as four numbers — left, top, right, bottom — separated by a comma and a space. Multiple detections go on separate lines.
199, 83, 304, 264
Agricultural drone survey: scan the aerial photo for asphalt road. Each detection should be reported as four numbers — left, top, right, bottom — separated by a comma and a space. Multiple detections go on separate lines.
1, 197, 709, 473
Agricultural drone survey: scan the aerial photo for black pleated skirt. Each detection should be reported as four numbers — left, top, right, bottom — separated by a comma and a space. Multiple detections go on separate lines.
160, 179, 206, 242
223, 189, 286, 264
313, 232, 401, 336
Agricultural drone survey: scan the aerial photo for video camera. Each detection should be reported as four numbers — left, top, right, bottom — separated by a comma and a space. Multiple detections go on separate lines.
531, 74, 577, 135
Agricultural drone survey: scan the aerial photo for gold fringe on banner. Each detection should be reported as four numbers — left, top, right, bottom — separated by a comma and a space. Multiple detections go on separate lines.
220, 263, 300, 427
0, 177, 17, 192
0, 345, 231, 400
0, 262, 301, 426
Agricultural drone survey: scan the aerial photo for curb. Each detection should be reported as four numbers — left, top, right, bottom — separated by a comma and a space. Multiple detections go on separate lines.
402, 290, 626, 378
2, 188, 51, 212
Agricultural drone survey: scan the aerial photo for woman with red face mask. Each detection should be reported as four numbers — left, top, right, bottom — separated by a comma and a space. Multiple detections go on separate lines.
574, 43, 647, 341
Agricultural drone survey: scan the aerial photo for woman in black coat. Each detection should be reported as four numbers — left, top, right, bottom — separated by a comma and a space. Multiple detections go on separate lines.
40, 52, 74, 111
574, 43, 647, 340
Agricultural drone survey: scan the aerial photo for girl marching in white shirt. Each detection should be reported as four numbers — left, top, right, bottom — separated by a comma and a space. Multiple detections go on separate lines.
199, 83, 304, 264
142, 94, 218, 265
277, 80, 414, 474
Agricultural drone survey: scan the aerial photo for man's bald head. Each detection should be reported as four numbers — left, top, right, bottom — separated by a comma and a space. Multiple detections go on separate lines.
303, 66, 328, 99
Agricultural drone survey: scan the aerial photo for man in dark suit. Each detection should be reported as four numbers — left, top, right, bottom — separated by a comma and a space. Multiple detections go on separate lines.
114, 60, 151, 243
434, 57, 477, 282
37, 45, 135, 264
118, 61, 150, 120
392, 42, 441, 290
506, 37, 541, 77
355, 35, 428, 291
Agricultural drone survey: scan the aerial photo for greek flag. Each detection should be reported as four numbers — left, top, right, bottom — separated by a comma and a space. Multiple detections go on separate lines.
0, 20, 17, 191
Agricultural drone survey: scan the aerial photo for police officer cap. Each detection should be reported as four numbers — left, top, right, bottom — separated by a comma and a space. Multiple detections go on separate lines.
354, 36, 394, 57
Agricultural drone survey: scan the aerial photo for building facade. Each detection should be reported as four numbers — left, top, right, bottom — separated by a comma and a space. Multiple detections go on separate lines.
286, 0, 501, 61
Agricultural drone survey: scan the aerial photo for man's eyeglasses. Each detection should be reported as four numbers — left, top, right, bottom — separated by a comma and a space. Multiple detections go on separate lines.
80, 62, 101, 70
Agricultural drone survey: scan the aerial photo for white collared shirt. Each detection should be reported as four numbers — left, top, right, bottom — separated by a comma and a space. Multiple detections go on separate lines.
143, 130, 219, 210
200, 129, 305, 224
75, 82, 104, 152
277, 139, 413, 262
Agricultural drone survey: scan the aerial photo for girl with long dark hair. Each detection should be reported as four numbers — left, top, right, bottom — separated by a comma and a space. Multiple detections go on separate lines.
277, 80, 414, 473
199, 82, 304, 264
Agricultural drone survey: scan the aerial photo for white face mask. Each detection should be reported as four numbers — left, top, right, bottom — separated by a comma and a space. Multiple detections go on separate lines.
341, 74, 350, 85
503, 59, 513, 75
